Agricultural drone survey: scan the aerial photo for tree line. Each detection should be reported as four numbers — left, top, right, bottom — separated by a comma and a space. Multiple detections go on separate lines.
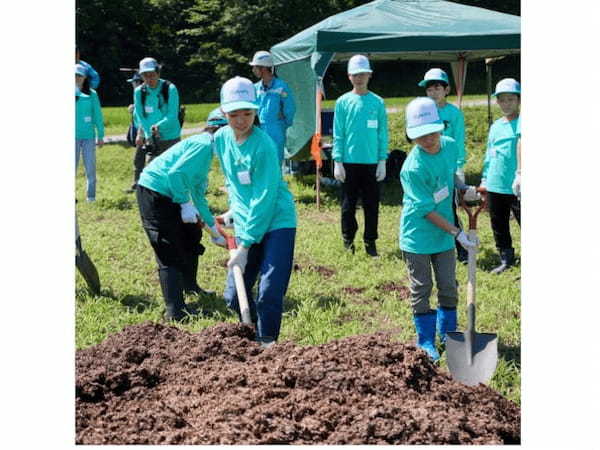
76, 0, 520, 106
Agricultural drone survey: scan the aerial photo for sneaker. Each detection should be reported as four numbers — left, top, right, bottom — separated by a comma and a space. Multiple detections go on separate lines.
365, 241, 378, 258
86, 198, 96, 203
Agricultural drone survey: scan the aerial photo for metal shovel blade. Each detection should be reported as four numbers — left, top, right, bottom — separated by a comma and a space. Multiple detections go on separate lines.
446, 330, 498, 386
76, 247, 101, 295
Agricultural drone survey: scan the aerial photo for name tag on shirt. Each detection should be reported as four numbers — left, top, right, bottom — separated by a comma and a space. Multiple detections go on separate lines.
237, 170, 251, 185
145, 106, 154, 114
433, 185, 449, 204
84, 116, 92, 123
367, 120, 378, 128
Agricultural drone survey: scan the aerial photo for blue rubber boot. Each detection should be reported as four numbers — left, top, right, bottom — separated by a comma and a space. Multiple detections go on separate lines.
436, 306, 457, 346
413, 310, 440, 361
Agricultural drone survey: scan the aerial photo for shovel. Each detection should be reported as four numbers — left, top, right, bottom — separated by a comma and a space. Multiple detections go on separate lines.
75, 214, 101, 295
214, 218, 252, 325
446, 193, 498, 386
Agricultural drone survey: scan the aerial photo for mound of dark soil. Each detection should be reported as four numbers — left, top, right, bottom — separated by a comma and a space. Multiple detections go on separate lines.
76, 322, 520, 445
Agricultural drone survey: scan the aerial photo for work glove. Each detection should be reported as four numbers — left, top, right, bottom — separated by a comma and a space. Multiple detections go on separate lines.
375, 160, 386, 182
512, 171, 521, 199
220, 210, 234, 228
463, 186, 480, 203
334, 161, 346, 183
207, 222, 227, 248
455, 231, 478, 251
227, 246, 249, 273
180, 201, 199, 224
479, 178, 487, 190
455, 168, 465, 183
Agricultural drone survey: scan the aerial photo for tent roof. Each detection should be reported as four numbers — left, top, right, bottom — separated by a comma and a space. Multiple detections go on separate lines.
271, 0, 520, 65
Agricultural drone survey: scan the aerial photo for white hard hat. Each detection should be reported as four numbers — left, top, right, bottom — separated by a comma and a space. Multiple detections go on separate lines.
220, 76, 258, 113
249, 51, 274, 67
493, 78, 521, 97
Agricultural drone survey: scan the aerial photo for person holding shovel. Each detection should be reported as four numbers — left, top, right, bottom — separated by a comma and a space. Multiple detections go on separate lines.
75, 63, 104, 203
479, 78, 521, 274
399, 97, 479, 361
135, 109, 227, 322
419, 68, 469, 264
213, 76, 297, 347
332, 54, 389, 257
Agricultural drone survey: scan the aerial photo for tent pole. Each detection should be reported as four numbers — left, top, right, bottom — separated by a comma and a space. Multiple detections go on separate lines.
451, 55, 467, 109
314, 80, 323, 209
486, 58, 493, 128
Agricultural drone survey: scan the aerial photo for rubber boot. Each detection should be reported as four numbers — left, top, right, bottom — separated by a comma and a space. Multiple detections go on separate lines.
158, 267, 190, 321
413, 310, 440, 361
436, 306, 457, 346
364, 240, 379, 258
491, 248, 515, 274
182, 256, 214, 296
343, 239, 355, 254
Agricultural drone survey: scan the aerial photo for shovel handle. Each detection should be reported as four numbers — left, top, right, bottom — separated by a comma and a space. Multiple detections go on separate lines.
466, 229, 478, 333
215, 217, 252, 325
461, 189, 487, 230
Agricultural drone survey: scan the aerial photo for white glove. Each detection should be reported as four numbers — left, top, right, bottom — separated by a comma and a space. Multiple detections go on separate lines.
207, 223, 227, 247
334, 161, 346, 183
220, 210, 234, 228
463, 186, 480, 203
180, 201, 199, 223
455, 168, 465, 183
512, 171, 521, 199
375, 160, 386, 182
480, 178, 487, 189
455, 231, 478, 251
228, 246, 249, 272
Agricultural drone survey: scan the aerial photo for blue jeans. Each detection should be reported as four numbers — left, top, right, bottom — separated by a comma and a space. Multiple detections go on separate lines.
76, 139, 97, 200
224, 228, 296, 342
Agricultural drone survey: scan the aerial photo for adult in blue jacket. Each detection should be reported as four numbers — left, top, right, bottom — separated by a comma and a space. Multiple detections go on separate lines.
214, 76, 297, 348
250, 51, 296, 165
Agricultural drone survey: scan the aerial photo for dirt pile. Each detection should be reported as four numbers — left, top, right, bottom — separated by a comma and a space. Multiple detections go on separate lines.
76, 322, 520, 445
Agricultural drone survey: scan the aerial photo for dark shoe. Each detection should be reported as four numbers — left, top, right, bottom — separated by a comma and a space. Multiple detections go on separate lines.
365, 240, 378, 257
343, 240, 355, 254
491, 248, 515, 274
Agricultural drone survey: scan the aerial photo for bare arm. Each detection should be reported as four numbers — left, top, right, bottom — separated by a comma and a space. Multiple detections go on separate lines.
425, 211, 459, 236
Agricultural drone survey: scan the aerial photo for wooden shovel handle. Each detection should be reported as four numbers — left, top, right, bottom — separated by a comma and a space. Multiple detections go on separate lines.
461, 188, 487, 230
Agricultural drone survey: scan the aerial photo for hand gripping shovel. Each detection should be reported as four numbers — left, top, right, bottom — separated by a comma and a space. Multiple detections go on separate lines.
75, 215, 101, 295
446, 194, 498, 386
215, 218, 252, 325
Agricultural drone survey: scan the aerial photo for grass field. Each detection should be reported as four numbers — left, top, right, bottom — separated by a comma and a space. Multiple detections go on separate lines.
76, 102, 520, 404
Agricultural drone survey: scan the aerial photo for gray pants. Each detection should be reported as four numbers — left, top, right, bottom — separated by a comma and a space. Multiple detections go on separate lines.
133, 138, 180, 184
402, 249, 458, 314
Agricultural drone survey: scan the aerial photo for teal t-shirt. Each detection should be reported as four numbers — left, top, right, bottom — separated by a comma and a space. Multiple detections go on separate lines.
134, 79, 181, 141
438, 103, 466, 169
332, 91, 389, 164
400, 136, 458, 254
138, 132, 215, 227
482, 116, 519, 194
213, 126, 297, 248
75, 90, 104, 140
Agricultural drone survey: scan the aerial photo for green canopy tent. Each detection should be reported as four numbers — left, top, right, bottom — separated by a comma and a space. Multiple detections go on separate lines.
270, 0, 520, 165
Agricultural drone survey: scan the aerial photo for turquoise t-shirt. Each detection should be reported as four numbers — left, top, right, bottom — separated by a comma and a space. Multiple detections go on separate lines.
134, 79, 181, 141
438, 103, 466, 169
332, 91, 389, 164
138, 132, 215, 227
400, 136, 458, 255
75, 90, 104, 140
482, 116, 519, 194
213, 126, 297, 248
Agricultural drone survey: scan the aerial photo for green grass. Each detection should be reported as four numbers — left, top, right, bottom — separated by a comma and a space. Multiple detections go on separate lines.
76, 104, 520, 404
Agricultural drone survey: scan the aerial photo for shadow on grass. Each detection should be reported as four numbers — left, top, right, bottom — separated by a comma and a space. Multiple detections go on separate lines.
498, 341, 521, 370
188, 294, 236, 320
